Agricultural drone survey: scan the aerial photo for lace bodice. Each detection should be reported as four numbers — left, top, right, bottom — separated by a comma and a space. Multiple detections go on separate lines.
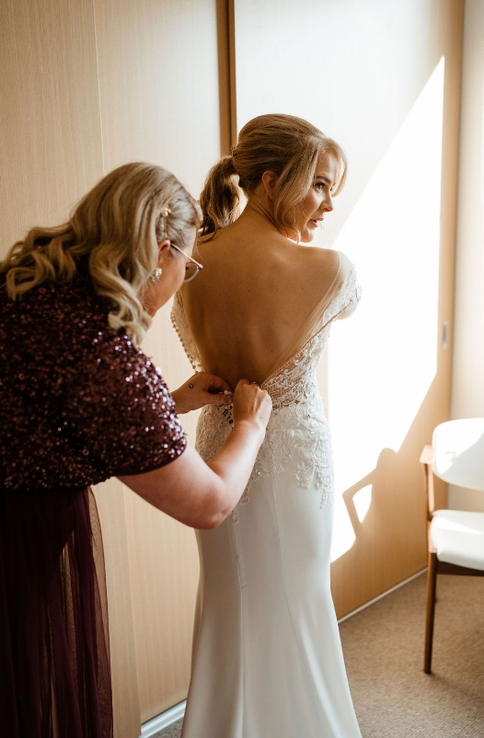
171, 261, 361, 504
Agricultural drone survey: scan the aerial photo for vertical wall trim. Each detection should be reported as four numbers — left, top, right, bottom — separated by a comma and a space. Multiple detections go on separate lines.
216, 0, 237, 154
227, 0, 237, 145
481, 63, 484, 204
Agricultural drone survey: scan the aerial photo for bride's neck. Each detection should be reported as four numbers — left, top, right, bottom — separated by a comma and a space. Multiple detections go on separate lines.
238, 195, 282, 236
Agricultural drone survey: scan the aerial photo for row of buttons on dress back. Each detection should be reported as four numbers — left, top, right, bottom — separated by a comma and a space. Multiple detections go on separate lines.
231, 493, 250, 527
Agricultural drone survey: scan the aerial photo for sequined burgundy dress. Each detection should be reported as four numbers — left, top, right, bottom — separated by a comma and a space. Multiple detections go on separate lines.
0, 270, 186, 738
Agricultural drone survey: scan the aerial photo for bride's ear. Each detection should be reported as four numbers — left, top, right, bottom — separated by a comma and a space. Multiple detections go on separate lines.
261, 171, 278, 201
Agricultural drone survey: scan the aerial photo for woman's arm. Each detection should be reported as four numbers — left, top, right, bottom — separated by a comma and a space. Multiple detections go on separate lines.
119, 380, 271, 529
171, 372, 233, 414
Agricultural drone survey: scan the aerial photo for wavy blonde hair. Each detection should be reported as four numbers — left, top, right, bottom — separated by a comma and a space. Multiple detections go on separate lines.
200, 113, 346, 240
0, 162, 201, 344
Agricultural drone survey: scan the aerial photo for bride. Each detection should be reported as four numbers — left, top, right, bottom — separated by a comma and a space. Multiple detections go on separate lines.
172, 113, 362, 738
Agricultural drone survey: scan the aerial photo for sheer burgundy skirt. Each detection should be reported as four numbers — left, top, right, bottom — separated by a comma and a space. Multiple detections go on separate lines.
0, 486, 113, 738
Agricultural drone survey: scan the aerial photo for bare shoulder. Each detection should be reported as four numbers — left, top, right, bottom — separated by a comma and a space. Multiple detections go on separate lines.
298, 245, 341, 279
305, 247, 355, 280
308, 246, 341, 267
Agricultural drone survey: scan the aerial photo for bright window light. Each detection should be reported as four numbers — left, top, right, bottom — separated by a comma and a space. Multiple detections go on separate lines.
353, 484, 373, 524
329, 58, 445, 561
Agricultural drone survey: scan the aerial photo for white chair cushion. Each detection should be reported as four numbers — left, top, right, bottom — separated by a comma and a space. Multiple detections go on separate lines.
430, 509, 484, 570
432, 419, 484, 490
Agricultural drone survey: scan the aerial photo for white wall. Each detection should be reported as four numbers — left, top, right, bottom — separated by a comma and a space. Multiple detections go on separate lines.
450, 0, 484, 511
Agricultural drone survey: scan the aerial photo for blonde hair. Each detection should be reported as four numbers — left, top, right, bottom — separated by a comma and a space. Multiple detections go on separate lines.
0, 162, 201, 344
200, 113, 346, 240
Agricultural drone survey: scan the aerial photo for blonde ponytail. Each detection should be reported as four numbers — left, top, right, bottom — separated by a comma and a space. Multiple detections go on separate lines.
199, 155, 242, 238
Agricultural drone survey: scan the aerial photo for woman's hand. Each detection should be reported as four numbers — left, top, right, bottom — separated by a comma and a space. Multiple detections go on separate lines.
171, 372, 233, 414
232, 379, 272, 433
120, 378, 272, 529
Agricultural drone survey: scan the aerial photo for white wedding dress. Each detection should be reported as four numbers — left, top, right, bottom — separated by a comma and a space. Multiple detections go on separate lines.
171, 252, 362, 738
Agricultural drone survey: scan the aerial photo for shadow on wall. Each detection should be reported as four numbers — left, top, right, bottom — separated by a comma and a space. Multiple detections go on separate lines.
330, 375, 448, 618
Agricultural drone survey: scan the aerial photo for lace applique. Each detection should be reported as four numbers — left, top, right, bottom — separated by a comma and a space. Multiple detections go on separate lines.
172, 265, 361, 508
193, 345, 334, 507
249, 394, 334, 507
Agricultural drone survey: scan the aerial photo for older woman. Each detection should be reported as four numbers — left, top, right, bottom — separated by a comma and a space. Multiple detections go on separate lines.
172, 114, 362, 737
0, 162, 271, 738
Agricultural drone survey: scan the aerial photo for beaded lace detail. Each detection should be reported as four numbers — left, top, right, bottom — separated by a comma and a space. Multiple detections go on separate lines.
171, 294, 203, 373
171, 267, 361, 506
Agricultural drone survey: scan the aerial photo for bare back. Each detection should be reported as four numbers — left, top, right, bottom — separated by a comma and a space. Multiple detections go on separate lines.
179, 212, 346, 389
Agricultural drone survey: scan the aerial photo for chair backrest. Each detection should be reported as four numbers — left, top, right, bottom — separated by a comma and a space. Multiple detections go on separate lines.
432, 418, 484, 491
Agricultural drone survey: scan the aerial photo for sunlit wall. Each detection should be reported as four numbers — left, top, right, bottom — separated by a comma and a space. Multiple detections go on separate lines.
329, 59, 445, 559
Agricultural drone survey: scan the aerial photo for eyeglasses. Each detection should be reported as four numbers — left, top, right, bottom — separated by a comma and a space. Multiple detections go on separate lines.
170, 242, 204, 282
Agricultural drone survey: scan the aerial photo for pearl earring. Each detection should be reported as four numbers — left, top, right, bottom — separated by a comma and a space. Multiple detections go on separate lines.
150, 268, 162, 282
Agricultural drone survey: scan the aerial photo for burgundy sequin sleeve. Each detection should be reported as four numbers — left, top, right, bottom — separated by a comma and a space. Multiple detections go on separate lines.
0, 277, 186, 492
63, 329, 187, 479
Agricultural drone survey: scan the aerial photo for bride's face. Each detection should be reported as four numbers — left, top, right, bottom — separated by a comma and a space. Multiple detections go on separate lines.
294, 152, 338, 243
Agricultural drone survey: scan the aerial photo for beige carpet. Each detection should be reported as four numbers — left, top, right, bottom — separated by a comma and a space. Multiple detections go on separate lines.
340, 571, 484, 737
156, 572, 484, 737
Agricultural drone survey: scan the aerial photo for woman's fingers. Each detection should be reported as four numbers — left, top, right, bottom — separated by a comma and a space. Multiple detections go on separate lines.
204, 373, 233, 393
197, 373, 232, 405
183, 372, 233, 410
232, 379, 272, 429
174, 374, 271, 421
205, 389, 233, 405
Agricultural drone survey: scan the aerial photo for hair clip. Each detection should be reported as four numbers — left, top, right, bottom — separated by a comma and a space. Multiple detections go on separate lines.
161, 206, 172, 239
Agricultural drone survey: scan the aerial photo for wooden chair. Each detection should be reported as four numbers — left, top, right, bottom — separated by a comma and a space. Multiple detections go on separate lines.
420, 418, 484, 674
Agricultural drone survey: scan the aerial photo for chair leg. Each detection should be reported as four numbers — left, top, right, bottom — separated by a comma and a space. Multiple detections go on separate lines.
424, 551, 437, 673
